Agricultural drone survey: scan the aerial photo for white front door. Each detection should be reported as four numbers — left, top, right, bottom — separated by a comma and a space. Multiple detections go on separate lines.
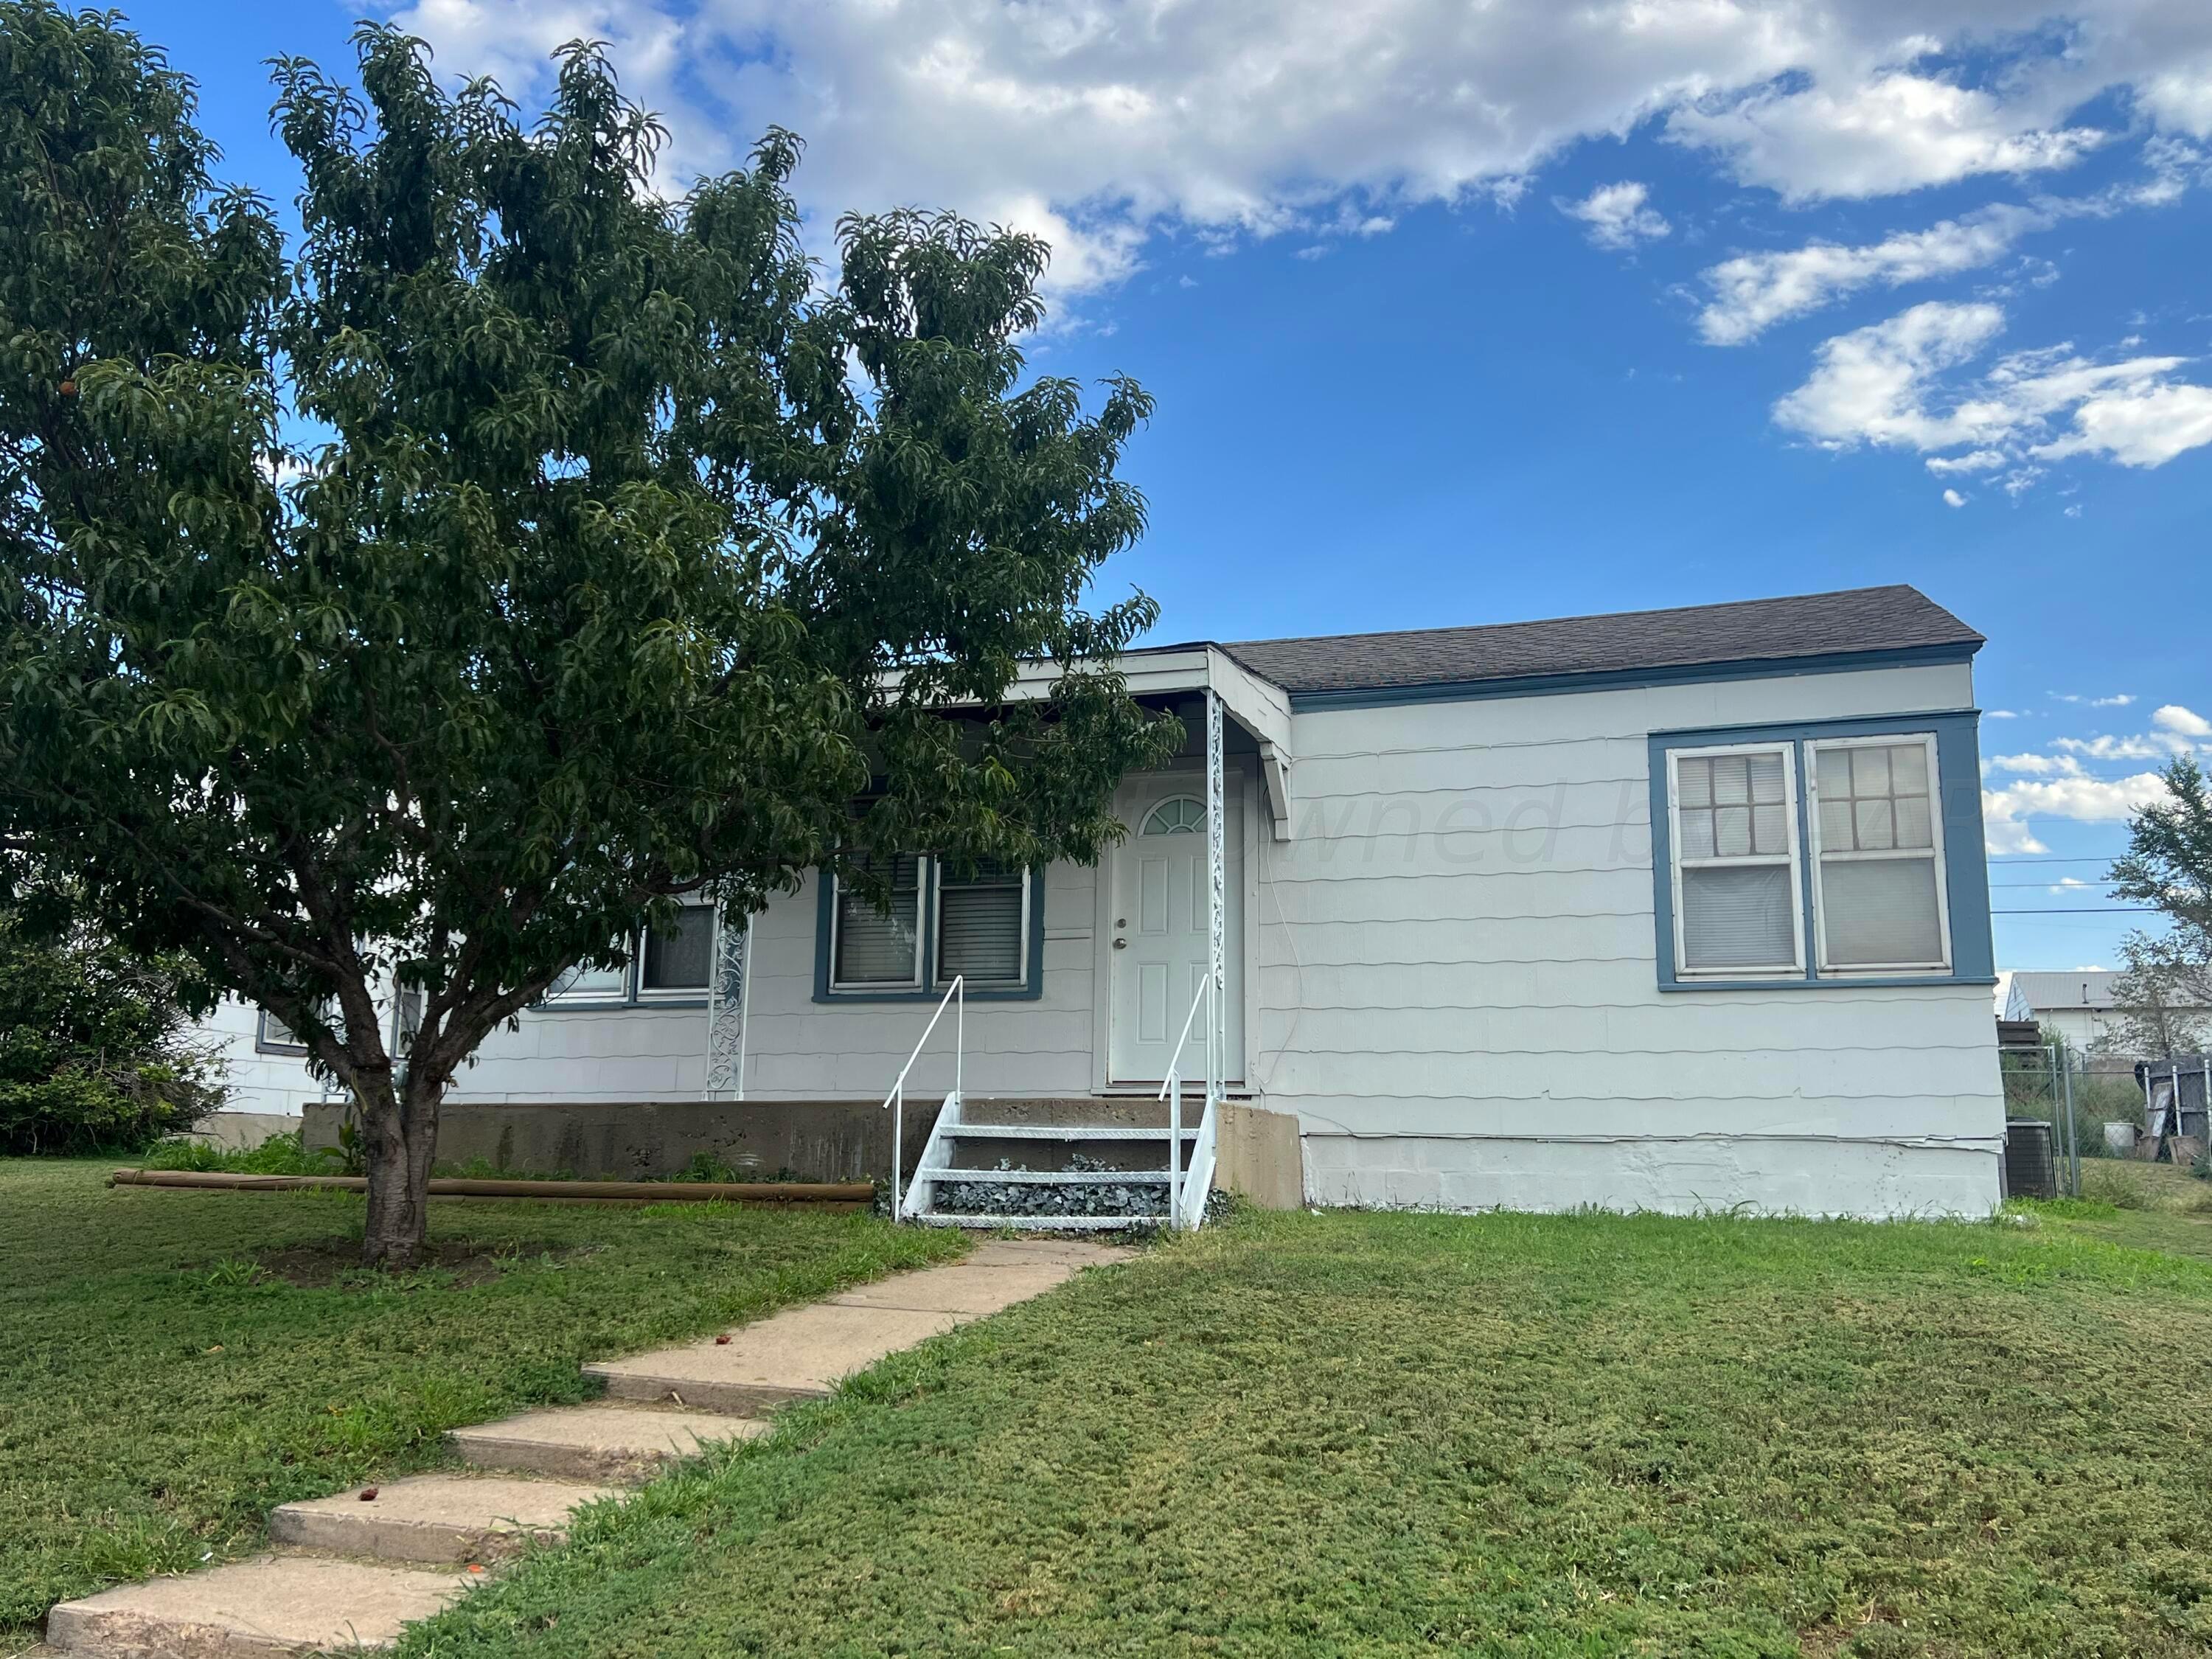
1107, 773, 1244, 1084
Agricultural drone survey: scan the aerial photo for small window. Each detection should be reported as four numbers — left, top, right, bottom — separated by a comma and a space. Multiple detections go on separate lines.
1809, 737, 1950, 972
936, 861, 1029, 989
257, 1008, 310, 1054
1668, 745, 1803, 976
832, 854, 925, 989
549, 952, 629, 1001
1141, 797, 1205, 835
641, 906, 714, 993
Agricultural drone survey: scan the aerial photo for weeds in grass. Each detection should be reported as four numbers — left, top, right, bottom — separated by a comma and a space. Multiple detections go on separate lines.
138, 1129, 343, 1176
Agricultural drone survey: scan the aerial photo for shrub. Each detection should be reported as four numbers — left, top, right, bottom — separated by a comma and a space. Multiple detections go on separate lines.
0, 916, 225, 1154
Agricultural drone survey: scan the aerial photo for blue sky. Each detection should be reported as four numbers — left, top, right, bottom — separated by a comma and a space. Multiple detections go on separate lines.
122, 0, 2211, 976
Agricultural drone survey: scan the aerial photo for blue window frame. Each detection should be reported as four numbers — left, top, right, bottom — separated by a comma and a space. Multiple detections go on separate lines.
1648, 711, 1994, 990
814, 860, 1046, 1004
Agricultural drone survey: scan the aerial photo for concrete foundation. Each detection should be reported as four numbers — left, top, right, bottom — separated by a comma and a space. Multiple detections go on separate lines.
304, 1096, 947, 1183
303, 1096, 1311, 1199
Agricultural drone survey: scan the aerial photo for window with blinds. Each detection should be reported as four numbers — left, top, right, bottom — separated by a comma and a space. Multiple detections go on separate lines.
1669, 745, 1803, 975
1809, 737, 1950, 970
832, 854, 924, 988
936, 861, 1029, 989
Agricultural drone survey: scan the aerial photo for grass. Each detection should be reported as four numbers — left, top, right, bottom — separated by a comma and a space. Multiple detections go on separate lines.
399, 1204, 2212, 1659
0, 1157, 966, 1640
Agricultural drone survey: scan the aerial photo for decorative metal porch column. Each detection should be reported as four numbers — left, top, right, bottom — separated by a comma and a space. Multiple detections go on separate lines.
703, 908, 752, 1100
1206, 686, 1225, 1103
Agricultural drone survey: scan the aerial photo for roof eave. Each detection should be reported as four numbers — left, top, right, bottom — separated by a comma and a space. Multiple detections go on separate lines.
1277, 639, 1983, 712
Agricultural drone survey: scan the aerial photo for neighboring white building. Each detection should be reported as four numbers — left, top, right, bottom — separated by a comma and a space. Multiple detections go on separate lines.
407, 582, 2006, 1219
2003, 970, 2212, 1060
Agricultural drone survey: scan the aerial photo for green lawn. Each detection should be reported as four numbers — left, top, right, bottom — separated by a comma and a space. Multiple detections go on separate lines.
0, 1158, 964, 1639
402, 1202, 2212, 1659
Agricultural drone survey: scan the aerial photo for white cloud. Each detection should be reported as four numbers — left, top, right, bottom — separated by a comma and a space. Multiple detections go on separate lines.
1941, 487, 1966, 507
2155, 704, 2212, 737
1983, 770, 2171, 855
2033, 380, 2212, 467
1925, 448, 2008, 474
1696, 205, 2047, 346
1986, 709, 2021, 718
380, 1, 2212, 296
1989, 752, 2084, 775
1669, 71, 2104, 203
1773, 301, 2007, 451
1559, 181, 1670, 249
2091, 693, 2136, 707
1774, 301, 2212, 479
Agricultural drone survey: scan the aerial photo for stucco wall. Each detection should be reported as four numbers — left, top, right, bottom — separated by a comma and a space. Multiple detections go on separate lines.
1251, 660, 2005, 1217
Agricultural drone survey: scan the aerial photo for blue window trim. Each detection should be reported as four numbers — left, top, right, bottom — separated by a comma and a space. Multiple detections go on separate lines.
1648, 710, 1995, 991
1287, 641, 1978, 713
813, 863, 1047, 1004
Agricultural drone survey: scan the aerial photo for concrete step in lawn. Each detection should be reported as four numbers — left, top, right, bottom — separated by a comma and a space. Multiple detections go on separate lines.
44, 1554, 473, 1658
449, 1402, 771, 1484
41, 1237, 1130, 1657
583, 1245, 1096, 1411
268, 1472, 617, 1565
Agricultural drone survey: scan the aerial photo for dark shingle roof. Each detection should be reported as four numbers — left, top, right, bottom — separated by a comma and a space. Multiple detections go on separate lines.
1219, 585, 1980, 696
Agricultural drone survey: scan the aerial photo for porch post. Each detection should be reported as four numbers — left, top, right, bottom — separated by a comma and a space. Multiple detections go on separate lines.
704, 909, 751, 1101
1206, 686, 1225, 1104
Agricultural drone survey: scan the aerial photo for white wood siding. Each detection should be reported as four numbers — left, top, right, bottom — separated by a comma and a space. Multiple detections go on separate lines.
1256, 661, 2003, 1216
453, 862, 1102, 1104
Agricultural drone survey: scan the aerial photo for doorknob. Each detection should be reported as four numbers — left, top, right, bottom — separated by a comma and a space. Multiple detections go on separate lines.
1113, 937, 1127, 949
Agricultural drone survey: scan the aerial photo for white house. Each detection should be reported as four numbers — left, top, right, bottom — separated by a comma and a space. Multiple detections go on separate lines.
369, 582, 2002, 1220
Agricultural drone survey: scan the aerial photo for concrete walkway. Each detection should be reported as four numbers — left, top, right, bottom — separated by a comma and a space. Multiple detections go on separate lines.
40, 1237, 1128, 1657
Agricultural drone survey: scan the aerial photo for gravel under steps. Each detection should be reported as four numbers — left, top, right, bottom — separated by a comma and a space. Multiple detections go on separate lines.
38, 1238, 1127, 1657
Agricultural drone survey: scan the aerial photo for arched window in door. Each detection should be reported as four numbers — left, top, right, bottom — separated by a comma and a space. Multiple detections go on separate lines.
1140, 796, 1205, 835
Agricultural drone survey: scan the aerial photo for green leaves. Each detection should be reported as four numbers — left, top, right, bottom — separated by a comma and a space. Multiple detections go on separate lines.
0, 4, 1175, 1248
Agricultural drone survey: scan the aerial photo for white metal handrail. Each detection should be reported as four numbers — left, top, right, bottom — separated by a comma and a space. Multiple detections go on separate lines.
1158, 975, 1217, 1228
884, 975, 963, 1222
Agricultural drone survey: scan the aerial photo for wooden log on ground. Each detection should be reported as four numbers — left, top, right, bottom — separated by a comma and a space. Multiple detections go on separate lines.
108, 1168, 873, 1204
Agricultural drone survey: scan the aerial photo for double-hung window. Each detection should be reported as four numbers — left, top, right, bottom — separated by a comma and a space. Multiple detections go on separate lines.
936, 860, 1029, 990
1660, 726, 1959, 984
830, 853, 926, 990
1668, 745, 1804, 977
1809, 736, 1950, 972
823, 854, 1036, 997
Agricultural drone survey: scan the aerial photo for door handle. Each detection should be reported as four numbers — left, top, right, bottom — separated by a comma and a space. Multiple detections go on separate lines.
1113, 938, 1127, 949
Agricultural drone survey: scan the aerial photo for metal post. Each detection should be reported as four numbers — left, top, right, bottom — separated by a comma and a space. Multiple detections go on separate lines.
955, 976, 964, 1106
2061, 1044, 2079, 1195
891, 1082, 903, 1221
735, 915, 753, 1100
1168, 1068, 1181, 1228
1205, 686, 1225, 1106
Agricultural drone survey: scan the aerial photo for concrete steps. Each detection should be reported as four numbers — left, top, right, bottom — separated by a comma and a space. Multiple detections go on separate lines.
448, 1404, 770, 1484
44, 1554, 473, 1657
41, 1238, 1129, 1657
268, 1473, 616, 1564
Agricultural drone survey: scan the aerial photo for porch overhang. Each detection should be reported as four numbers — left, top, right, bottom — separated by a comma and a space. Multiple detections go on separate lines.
947, 643, 1296, 841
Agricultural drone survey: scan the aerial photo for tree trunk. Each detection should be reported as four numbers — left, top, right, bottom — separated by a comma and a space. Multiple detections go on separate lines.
360, 1069, 441, 1269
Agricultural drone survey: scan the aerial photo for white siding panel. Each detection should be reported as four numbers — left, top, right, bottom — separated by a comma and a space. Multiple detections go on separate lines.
455, 864, 1101, 1102
1256, 663, 2000, 1217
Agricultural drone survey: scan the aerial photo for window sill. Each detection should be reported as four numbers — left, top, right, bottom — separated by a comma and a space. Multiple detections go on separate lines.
1659, 973, 1996, 992
816, 984, 1040, 1004
534, 996, 709, 1012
